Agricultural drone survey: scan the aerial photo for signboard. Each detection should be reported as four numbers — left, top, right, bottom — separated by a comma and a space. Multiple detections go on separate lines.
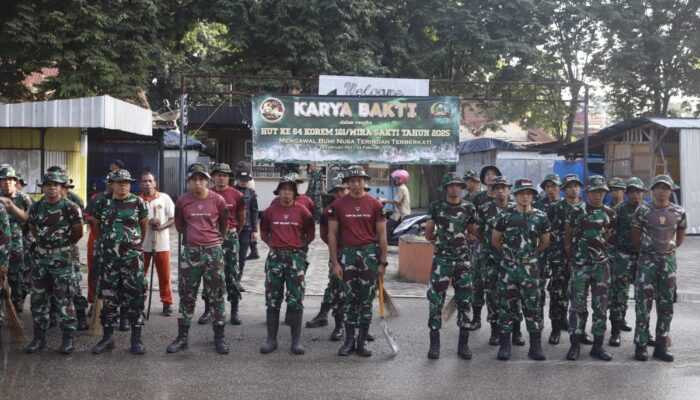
318, 75, 429, 96
252, 94, 459, 164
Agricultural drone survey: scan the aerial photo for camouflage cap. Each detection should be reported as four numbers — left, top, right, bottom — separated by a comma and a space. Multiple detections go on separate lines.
109, 169, 136, 182
512, 178, 538, 195
586, 175, 609, 192
210, 162, 233, 175
607, 177, 626, 190
625, 177, 647, 192
342, 165, 371, 182
274, 174, 299, 196
491, 175, 513, 188
462, 169, 480, 182
187, 163, 211, 180
650, 174, 679, 190
16, 173, 27, 186
561, 174, 584, 189
441, 172, 466, 189
539, 173, 562, 189
0, 166, 19, 180
62, 172, 75, 188
40, 171, 67, 185
328, 174, 349, 193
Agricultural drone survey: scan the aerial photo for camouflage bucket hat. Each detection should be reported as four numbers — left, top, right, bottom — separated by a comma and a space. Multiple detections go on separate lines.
274, 174, 299, 196
607, 177, 626, 190
462, 169, 480, 182
40, 171, 67, 185
0, 166, 19, 180
109, 169, 135, 182
187, 163, 211, 180
540, 173, 562, 189
441, 172, 466, 189
16, 173, 28, 186
210, 163, 233, 175
625, 177, 647, 192
561, 174, 584, 189
650, 174, 679, 190
512, 178, 538, 195
491, 175, 512, 188
586, 175, 609, 192
343, 165, 371, 182
328, 174, 348, 193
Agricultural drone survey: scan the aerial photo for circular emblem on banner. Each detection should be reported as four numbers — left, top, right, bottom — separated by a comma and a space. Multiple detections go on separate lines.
260, 98, 285, 122
430, 102, 450, 117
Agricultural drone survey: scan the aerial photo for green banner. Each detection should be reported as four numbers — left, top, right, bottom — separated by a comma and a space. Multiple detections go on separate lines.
252, 94, 460, 164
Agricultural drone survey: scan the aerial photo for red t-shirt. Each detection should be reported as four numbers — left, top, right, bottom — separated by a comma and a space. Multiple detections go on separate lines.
175, 190, 228, 246
211, 186, 245, 228
270, 194, 314, 213
328, 194, 386, 247
262, 203, 315, 249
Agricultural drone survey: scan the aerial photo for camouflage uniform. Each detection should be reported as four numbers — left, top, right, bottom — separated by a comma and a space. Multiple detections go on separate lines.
222, 230, 241, 302
265, 249, 308, 311
0, 204, 12, 327
468, 189, 494, 326
306, 170, 324, 221
610, 199, 641, 323
20, 197, 37, 303
180, 245, 227, 326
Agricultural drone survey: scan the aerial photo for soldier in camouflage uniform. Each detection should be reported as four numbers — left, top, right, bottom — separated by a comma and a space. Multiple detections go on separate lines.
24, 172, 83, 354
534, 173, 561, 322
565, 175, 616, 361
476, 176, 518, 347
0, 166, 33, 312
91, 169, 149, 355
609, 177, 645, 347
62, 170, 89, 330
462, 170, 481, 203
0, 202, 12, 342
632, 174, 686, 362
492, 179, 550, 361
607, 177, 626, 207
306, 163, 325, 222
424, 172, 477, 360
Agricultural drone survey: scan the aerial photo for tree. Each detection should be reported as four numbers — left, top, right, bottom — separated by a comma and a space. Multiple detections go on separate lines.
0, 1, 45, 101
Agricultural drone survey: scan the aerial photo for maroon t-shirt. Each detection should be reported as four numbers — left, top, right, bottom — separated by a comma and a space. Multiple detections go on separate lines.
211, 186, 245, 228
262, 203, 315, 249
328, 194, 386, 247
270, 194, 314, 213
175, 191, 228, 246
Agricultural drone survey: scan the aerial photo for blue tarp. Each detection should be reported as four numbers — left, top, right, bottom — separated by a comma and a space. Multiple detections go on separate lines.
458, 138, 523, 154
552, 159, 603, 182
163, 130, 206, 151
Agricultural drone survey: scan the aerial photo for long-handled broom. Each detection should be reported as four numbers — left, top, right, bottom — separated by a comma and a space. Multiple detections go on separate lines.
2, 277, 27, 342
88, 262, 103, 336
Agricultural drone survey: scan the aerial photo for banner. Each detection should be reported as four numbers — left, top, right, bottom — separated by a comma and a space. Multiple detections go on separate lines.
252, 95, 460, 165
318, 75, 430, 96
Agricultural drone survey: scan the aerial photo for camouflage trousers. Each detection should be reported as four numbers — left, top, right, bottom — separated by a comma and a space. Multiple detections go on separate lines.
341, 244, 379, 326
97, 251, 146, 328
546, 249, 575, 323
30, 250, 77, 331
482, 248, 504, 324
537, 248, 553, 320
426, 254, 473, 330
264, 248, 308, 311
609, 251, 638, 322
222, 230, 241, 302
22, 235, 35, 299
70, 244, 87, 312
179, 245, 226, 326
321, 257, 344, 317
568, 260, 610, 336
634, 252, 676, 346
471, 243, 485, 309
7, 240, 24, 307
498, 258, 543, 334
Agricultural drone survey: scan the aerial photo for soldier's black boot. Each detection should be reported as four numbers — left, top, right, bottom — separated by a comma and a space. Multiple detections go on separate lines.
488, 322, 500, 346
458, 328, 473, 360
620, 318, 632, 332
260, 308, 279, 354
589, 335, 612, 361
609, 321, 621, 347
25, 323, 47, 353
560, 317, 569, 332
549, 320, 561, 345
229, 300, 242, 326
213, 324, 230, 355
356, 324, 372, 357
289, 309, 305, 355
76, 309, 88, 331
306, 303, 330, 328
652, 337, 674, 362
91, 327, 115, 354
497, 332, 511, 360
566, 334, 580, 361
330, 314, 344, 341
467, 306, 482, 331
635, 344, 648, 361
512, 321, 525, 346
647, 332, 656, 347
427, 329, 440, 359
284, 307, 291, 326
527, 332, 546, 361
247, 241, 260, 260
338, 323, 356, 356
59, 329, 75, 354
198, 302, 212, 325
118, 308, 130, 331
166, 321, 189, 353
130, 326, 146, 355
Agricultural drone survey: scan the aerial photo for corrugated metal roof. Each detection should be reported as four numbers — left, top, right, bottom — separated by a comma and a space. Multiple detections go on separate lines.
0, 95, 152, 136
647, 118, 700, 129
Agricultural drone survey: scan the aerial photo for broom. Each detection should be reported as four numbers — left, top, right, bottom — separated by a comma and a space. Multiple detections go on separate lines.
2, 277, 27, 342
88, 261, 103, 336
381, 285, 399, 317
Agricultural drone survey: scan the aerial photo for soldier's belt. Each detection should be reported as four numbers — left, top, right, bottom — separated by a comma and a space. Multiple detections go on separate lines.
344, 243, 377, 251
270, 248, 305, 256
185, 243, 221, 250
35, 245, 72, 255
504, 256, 538, 264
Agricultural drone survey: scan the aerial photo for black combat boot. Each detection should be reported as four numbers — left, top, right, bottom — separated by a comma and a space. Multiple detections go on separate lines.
566, 334, 580, 361
497, 332, 511, 360
338, 323, 356, 356
330, 314, 344, 341
230, 300, 242, 325
527, 332, 546, 361
247, 241, 260, 260
609, 320, 621, 347
549, 320, 561, 345
306, 303, 331, 328
76, 309, 88, 331
198, 302, 212, 325
458, 328, 472, 360
467, 306, 482, 331
166, 321, 189, 353
25, 323, 47, 353
647, 332, 656, 347
260, 308, 279, 354
635, 344, 648, 361
620, 318, 632, 332
130, 326, 146, 355
92, 327, 115, 354
118, 308, 130, 331
652, 337, 674, 362
512, 321, 525, 346
213, 324, 230, 355
427, 329, 440, 359
589, 335, 612, 361
488, 322, 500, 346
559, 317, 570, 332
356, 324, 372, 357
284, 307, 291, 326
59, 329, 75, 354
289, 309, 305, 355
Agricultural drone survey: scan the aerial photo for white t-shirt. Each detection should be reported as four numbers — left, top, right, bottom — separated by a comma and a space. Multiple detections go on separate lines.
391, 184, 411, 221
141, 191, 175, 252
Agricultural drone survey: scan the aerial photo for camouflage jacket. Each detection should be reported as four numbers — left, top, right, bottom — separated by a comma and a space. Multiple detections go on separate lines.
305, 171, 324, 200
568, 203, 616, 264
613, 200, 642, 254
67, 191, 85, 211
463, 190, 482, 204
495, 208, 550, 261
1, 190, 33, 241
470, 190, 494, 210
93, 193, 148, 250
534, 196, 560, 214
632, 202, 687, 255
28, 197, 83, 249
0, 204, 11, 266
477, 200, 515, 249
428, 199, 477, 258
548, 199, 584, 251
